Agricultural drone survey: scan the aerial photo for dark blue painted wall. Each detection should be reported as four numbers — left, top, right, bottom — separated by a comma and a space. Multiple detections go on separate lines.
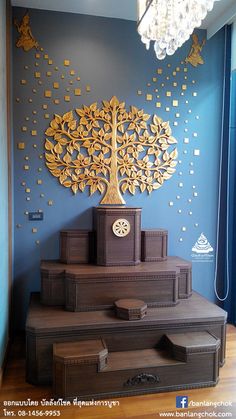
12, 7, 225, 328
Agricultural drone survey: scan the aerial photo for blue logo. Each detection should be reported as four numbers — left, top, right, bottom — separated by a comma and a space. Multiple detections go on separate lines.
176, 396, 188, 408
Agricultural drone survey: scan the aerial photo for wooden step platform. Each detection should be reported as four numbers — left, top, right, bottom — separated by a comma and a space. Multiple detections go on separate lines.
53, 332, 220, 400
40, 256, 192, 310
26, 292, 227, 384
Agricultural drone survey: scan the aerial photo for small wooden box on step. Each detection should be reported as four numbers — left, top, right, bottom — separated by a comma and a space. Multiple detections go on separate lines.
141, 229, 168, 262
60, 230, 94, 264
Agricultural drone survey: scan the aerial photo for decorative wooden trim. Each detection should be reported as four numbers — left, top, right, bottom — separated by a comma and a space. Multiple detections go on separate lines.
67, 273, 178, 283
54, 357, 102, 366
64, 380, 219, 401
95, 208, 142, 216
124, 373, 160, 387
142, 230, 168, 237
26, 316, 227, 338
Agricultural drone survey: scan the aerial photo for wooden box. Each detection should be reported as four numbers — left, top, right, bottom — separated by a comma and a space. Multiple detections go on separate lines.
94, 207, 141, 266
114, 299, 147, 320
41, 267, 65, 306
141, 229, 168, 262
53, 339, 108, 399
40, 256, 192, 309
60, 230, 94, 264
53, 332, 220, 400
65, 261, 179, 311
26, 292, 227, 384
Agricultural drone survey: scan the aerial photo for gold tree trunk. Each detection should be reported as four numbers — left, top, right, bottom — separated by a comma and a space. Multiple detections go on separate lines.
100, 108, 125, 205
100, 169, 125, 204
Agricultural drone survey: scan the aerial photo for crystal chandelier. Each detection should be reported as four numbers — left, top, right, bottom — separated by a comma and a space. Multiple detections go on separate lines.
137, 0, 219, 60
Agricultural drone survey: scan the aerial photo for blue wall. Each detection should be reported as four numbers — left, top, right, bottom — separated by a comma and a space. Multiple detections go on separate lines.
12, 8, 225, 329
0, 0, 9, 369
224, 21, 236, 323
231, 20, 236, 71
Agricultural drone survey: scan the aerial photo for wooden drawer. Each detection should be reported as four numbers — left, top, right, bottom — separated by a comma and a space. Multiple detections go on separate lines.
53, 332, 220, 400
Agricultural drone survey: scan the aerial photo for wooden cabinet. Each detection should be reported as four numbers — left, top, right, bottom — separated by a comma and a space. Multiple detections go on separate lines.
94, 207, 141, 266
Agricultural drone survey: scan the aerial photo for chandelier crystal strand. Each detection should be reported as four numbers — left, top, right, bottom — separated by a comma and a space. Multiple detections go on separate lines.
137, 0, 219, 60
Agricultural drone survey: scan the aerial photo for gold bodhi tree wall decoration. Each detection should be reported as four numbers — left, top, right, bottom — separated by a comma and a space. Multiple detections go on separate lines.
45, 96, 178, 204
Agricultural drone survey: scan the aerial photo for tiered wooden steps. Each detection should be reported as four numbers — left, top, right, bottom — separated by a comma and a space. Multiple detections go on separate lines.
25, 207, 227, 400
26, 292, 226, 385
53, 331, 220, 400
40, 256, 192, 310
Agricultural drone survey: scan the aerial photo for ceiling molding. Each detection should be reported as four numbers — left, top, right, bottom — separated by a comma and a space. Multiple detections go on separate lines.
206, 0, 236, 39
11, 0, 236, 35
11, 0, 137, 21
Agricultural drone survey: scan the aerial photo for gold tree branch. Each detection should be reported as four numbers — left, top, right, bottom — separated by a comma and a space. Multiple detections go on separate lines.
86, 114, 113, 127
117, 161, 174, 171
78, 175, 109, 185
57, 130, 113, 149
54, 158, 111, 172
119, 177, 156, 186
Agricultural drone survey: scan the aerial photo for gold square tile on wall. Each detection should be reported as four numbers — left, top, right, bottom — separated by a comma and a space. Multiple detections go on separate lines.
44, 90, 52, 98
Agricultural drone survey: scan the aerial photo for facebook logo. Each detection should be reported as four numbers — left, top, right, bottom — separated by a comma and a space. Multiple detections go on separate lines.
176, 396, 188, 408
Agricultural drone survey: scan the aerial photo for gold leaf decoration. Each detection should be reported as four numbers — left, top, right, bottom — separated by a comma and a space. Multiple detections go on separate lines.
44, 96, 178, 204
14, 13, 39, 52
185, 33, 206, 67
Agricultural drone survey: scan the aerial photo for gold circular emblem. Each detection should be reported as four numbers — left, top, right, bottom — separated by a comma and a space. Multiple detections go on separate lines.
112, 218, 131, 237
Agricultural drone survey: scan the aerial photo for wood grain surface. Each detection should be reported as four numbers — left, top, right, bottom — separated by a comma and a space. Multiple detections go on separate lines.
0, 325, 235, 418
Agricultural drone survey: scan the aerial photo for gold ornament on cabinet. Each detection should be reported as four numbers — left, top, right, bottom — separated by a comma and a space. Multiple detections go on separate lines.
44, 96, 178, 205
112, 219, 131, 237
14, 13, 39, 52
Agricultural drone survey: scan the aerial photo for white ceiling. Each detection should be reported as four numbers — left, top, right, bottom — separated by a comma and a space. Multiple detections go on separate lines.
11, 0, 137, 21
11, 0, 236, 36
